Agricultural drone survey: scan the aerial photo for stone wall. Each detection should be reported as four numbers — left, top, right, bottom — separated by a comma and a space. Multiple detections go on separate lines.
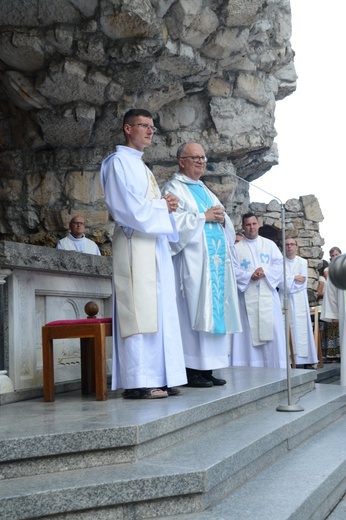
0, 0, 297, 253
0, 0, 325, 294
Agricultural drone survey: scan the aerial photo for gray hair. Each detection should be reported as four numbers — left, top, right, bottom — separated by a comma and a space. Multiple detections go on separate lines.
176, 143, 187, 160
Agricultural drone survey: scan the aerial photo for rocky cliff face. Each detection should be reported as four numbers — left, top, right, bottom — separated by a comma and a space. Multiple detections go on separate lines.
0, 0, 297, 250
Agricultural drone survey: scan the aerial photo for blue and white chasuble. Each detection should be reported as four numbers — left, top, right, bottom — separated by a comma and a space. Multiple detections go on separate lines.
162, 173, 241, 336
186, 183, 227, 333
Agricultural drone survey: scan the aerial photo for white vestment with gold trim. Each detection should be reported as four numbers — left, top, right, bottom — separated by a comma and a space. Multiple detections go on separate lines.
100, 146, 187, 390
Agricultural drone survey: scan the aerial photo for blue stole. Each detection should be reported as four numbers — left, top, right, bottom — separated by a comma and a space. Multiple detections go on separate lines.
187, 183, 226, 334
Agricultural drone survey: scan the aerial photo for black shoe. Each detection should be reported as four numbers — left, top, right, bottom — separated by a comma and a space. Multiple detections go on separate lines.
203, 374, 227, 386
186, 374, 213, 388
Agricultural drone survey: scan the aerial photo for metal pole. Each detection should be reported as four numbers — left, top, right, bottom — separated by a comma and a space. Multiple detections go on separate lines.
276, 203, 303, 411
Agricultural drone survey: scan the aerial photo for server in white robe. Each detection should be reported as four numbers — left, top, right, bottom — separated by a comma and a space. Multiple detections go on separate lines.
281, 238, 318, 367
161, 142, 242, 388
100, 109, 187, 399
56, 215, 101, 255
231, 212, 286, 368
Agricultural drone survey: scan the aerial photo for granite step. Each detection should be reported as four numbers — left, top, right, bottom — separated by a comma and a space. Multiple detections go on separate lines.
0, 367, 316, 480
0, 380, 345, 519
155, 410, 346, 520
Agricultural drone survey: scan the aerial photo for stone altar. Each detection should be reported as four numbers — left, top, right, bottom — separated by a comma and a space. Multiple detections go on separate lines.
0, 241, 112, 402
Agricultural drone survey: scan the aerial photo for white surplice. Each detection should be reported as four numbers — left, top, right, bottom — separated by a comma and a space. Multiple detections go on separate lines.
161, 173, 241, 371
230, 236, 286, 368
100, 146, 187, 390
56, 234, 101, 255
282, 256, 318, 365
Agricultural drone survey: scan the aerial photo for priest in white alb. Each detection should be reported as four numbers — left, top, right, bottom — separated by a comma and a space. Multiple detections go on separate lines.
231, 212, 286, 368
280, 238, 318, 368
100, 109, 187, 399
161, 142, 242, 388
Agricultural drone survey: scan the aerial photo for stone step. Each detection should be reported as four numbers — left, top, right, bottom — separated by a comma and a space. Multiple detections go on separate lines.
158, 408, 346, 520
0, 367, 316, 480
0, 382, 345, 519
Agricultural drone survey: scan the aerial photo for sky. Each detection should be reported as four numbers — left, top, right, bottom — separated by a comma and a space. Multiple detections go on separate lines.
249, 0, 345, 261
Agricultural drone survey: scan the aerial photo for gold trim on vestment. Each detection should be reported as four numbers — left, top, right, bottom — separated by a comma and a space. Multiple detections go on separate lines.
112, 163, 159, 338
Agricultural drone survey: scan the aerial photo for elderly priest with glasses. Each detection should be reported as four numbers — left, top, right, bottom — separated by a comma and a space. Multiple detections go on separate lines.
162, 142, 242, 388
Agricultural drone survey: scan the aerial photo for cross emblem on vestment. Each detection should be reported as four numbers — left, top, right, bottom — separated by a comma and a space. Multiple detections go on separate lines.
240, 259, 251, 269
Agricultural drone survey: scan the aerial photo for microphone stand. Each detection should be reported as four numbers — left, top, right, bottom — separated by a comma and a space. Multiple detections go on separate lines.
228, 173, 304, 412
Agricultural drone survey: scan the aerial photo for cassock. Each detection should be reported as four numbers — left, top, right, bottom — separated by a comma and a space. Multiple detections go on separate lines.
161, 172, 241, 371
231, 236, 286, 368
321, 279, 346, 385
281, 256, 318, 365
100, 146, 187, 390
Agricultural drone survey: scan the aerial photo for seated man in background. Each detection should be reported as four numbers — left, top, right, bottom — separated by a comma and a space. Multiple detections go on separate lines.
56, 215, 101, 255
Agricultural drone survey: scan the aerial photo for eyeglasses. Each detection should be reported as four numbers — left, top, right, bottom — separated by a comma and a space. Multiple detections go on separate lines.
285, 243, 297, 246
71, 222, 85, 226
180, 156, 208, 163
128, 123, 157, 132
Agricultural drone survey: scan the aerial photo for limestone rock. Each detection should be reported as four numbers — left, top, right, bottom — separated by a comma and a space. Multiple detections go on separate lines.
0, 71, 49, 111
0, 33, 46, 72
224, 0, 264, 27
36, 105, 96, 147
166, 0, 219, 48
301, 195, 324, 223
0, 0, 325, 295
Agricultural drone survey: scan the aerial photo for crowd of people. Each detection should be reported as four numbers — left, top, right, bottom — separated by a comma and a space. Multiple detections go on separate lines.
60, 108, 341, 399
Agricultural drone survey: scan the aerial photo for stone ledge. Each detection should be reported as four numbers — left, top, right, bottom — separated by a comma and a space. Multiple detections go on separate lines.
0, 241, 112, 277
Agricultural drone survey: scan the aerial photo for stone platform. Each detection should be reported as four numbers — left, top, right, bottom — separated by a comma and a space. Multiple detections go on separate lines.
0, 365, 346, 519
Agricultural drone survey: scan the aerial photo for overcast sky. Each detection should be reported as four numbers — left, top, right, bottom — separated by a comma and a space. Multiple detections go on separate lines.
249, 0, 345, 261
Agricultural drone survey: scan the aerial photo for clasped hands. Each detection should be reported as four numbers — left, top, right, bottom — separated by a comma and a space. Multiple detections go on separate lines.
162, 197, 225, 223
294, 275, 306, 283
162, 193, 179, 213
251, 267, 265, 281
205, 205, 225, 224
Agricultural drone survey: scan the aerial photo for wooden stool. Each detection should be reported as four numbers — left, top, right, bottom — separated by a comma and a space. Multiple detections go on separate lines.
42, 302, 112, 402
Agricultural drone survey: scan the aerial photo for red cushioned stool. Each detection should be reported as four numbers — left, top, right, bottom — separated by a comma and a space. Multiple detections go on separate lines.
42, 302, 112, 402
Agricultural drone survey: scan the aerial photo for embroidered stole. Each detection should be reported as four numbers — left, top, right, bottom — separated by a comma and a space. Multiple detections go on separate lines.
112, 165, 159, 338
236, 237, 274, 345
187, 183, 227, 334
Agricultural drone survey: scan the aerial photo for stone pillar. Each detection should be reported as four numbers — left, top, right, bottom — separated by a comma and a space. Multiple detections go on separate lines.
0, 270, 14, 394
